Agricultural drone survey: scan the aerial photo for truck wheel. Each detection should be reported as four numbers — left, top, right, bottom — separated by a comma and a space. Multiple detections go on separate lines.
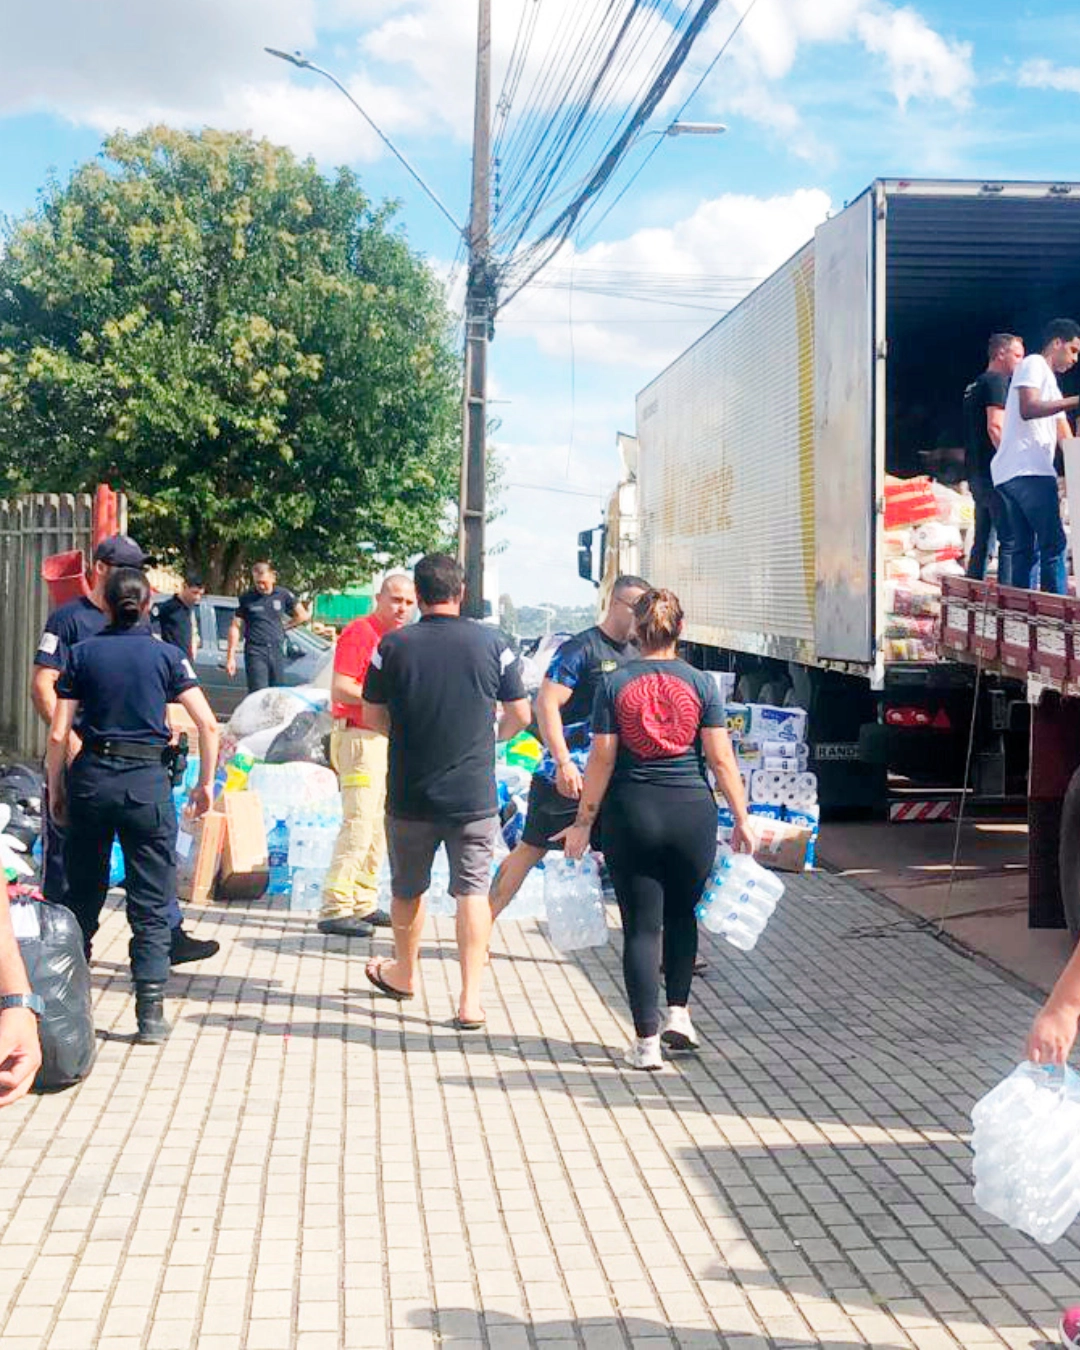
1058, 765, 1080, 941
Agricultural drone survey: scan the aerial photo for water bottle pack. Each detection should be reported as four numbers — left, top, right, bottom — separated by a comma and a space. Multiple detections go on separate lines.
289, 868, 325, 912
971, 1061, 1080, 1244
543, 855, 608, 953
696, 846, 785, 951
501, 860, 546, 921
287, 812, 340, 872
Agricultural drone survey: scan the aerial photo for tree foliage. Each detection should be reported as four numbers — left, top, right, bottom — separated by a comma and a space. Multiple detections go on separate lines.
0, 126, 462, 590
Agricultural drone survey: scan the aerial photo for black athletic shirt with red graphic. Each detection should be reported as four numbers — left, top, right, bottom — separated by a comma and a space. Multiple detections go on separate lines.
591, 658, 725, 789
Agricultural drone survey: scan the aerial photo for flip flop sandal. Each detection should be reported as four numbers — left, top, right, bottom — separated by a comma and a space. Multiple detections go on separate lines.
452, 1014, 486, 1031
365, 959, 414, 1001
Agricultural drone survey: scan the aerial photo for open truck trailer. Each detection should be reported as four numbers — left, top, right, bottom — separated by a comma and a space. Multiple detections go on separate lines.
579, 179, 1080, 815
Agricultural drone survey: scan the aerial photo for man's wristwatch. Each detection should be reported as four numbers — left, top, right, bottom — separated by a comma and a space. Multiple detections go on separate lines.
0, 994, 45, 1017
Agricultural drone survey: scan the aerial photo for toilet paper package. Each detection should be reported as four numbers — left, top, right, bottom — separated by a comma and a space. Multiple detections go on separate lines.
783, 805, 820, 868
750, 770, 819, 809
747, 705, 808, 744
762, 754, 805, 773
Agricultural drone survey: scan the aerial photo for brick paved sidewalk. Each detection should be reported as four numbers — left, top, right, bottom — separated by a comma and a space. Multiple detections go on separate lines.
0, 870, 1072, 1350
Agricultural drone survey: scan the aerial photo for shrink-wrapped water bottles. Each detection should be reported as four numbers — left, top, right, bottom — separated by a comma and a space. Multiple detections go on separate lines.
695, 846, 785, 951
971, 1061, 1080, 1244
544, 855, 608, 953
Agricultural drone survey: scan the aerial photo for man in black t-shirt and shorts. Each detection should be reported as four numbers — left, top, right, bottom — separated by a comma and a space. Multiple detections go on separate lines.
225, 561, 311, 693
361, 554, 532, 1029
488, 574, 649, 921
963, 332, 1024, 580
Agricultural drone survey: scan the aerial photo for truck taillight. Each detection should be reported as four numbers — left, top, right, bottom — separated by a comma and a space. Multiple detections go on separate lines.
885, 706, 952, 730
885, 706, 933, 728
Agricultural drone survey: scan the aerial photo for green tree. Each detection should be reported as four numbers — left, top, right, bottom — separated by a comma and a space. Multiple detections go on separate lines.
0, 126, 461, 591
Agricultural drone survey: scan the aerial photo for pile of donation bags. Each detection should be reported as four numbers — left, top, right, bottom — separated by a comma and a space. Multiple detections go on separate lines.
883, 476, 973, 662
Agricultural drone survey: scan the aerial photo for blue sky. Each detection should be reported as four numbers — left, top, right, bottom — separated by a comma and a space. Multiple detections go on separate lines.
4, 0, 1080, 604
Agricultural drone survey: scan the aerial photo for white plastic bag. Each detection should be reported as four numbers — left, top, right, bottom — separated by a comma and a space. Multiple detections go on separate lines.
228, 687, 311, 739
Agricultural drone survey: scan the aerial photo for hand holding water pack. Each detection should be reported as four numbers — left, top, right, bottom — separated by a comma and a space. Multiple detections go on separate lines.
696, 846, 784, 951
971, 1061, 1080, 1244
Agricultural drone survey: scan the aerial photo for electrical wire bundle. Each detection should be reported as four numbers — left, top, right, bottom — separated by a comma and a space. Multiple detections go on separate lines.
489, 0, 734, 311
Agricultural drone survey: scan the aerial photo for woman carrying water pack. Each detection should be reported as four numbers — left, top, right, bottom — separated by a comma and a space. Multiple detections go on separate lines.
557, 588, 753, 1070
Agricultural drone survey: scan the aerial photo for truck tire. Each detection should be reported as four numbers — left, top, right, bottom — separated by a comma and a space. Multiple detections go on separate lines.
1058, 766, 1080, 941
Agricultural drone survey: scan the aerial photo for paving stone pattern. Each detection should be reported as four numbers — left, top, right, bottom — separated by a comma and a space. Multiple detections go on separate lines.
0, 871, 1071, 1349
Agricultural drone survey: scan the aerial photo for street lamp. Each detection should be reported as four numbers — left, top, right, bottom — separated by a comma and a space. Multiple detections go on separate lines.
264, 48, 465, 240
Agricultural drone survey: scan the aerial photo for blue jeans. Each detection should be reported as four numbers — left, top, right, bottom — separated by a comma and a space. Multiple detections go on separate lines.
967, 477, 1006, 580
997, 476, 1068, 595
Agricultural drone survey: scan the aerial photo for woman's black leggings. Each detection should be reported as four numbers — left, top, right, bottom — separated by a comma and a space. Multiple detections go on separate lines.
600, 783, 717, 1038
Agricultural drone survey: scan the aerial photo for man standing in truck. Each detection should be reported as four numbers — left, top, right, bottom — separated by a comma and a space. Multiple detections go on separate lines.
992, 318, 1080, 594
964, 333, 1024, 580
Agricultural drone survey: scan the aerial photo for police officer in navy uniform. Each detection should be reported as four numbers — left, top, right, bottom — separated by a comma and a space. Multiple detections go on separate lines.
151, 570, 205, 662
225, 561, 311, 693
45, 568, 220, 1043
31, 536, 218, 968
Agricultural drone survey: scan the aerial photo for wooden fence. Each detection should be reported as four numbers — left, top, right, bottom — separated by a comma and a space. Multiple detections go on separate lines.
0, 493, 126, 760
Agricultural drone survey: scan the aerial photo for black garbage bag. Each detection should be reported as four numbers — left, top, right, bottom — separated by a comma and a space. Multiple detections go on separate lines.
10, 894, 95, 1091
265, 709, 332, 766
0, 763, 44, 801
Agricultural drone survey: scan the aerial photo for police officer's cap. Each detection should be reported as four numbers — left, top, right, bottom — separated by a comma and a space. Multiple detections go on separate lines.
93, 535, 156, 568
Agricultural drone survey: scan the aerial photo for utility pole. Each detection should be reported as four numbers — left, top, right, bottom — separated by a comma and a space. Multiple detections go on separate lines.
459, 0, 492, 620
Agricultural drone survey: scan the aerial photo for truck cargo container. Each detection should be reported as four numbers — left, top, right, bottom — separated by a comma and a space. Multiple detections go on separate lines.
579, 180, 1080, 813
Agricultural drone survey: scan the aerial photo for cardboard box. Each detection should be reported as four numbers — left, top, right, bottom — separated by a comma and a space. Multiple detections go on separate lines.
216, 791, 269, 901
749, 817, 812, 873
176, 810, 225, 904
167, 702, 199, 745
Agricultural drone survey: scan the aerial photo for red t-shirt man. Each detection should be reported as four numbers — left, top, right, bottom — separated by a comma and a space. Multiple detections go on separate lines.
332, 614, 388, 728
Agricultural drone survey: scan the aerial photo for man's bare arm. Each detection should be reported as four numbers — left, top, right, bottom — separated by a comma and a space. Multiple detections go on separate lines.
1019, 386, 1079, 421
498, 698, 532, 743
31, 666, 59, 727
331, 671, 365, 707
986, 406, 1005, 449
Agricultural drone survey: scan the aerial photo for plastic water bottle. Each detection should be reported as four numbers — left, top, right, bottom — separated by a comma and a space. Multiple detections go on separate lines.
544, 855, 608, 953
501, 859, 547, 921
267, 818, 291, 896
290, 867, 325, 912
426, 848, 455, 917
971, 1061, 1080, 1244
696, 848, 784, 951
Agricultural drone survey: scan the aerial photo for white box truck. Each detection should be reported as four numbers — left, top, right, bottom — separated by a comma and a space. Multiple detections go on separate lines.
579, 179, 1080, 813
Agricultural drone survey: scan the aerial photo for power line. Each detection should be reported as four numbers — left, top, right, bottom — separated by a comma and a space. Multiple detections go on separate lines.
576, 0, 761, 247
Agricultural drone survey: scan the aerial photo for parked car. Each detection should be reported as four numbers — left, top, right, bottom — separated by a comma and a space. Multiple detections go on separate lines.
156, 594, 332, 720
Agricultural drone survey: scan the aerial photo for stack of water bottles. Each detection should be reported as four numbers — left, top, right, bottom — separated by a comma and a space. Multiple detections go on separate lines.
286, 808, 343, 912
695, 845, 785, 951
971, 1061, 1080, 1244
543, 854, 608, 953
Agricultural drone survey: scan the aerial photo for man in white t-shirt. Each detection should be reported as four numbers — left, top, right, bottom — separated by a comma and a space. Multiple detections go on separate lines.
992, 318, 1080, 594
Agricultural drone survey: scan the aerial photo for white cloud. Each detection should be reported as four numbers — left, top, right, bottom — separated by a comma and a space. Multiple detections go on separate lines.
682, 0, 974, 141
501, 187, 833, 370
1019, 59, 1080, 97
854, 6, 974, 109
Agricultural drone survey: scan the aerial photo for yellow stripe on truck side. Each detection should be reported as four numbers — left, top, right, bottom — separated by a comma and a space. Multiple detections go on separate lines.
793, 250, 816, 619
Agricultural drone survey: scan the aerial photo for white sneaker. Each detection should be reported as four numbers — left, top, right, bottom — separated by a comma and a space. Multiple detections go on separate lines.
660, 1006, 699, 1051
624, 1035, 663, 1071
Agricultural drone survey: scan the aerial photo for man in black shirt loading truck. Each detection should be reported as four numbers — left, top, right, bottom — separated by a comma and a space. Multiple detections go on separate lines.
225, 561, 311, 693
963, 332, 1025, 580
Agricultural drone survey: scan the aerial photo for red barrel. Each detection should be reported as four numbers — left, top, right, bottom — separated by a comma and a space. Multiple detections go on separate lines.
41, 550, 90, 607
